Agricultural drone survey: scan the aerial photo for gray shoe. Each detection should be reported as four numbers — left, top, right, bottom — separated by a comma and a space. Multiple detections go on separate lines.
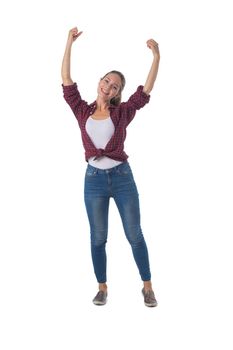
92, 291, 107, 305
142, 288, 158, 307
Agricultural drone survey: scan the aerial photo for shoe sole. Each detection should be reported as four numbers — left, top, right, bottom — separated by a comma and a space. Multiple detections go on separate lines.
93, 300, 107, 305
144, 301, 158, 307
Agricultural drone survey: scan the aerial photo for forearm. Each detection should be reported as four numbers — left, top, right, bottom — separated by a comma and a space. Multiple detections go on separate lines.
61, 40, 73, 86
143, 54, 160, 95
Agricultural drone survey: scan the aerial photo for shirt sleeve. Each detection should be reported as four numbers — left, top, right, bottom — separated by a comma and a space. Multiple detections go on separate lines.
120, 85, 150, 125
62, 83, 88, 121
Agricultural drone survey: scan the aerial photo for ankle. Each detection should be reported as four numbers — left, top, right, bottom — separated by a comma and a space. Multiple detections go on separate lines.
143, 280, 153, 292
99, 283, 107, 292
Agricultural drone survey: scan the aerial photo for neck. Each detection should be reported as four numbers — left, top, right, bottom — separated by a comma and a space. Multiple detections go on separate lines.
96, 97, 110, 111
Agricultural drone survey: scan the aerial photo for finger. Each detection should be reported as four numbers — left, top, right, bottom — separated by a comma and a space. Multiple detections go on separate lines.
147, 42, 159, 50
73, 32, 83, 41
147, 39, 158, 45
71, 27, 78, 34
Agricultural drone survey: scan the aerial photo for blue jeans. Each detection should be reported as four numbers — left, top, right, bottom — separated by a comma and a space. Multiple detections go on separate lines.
84, 161, 151, 283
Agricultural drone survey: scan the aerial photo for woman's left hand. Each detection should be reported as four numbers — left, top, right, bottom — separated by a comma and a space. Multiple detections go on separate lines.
146, 39, 160, 58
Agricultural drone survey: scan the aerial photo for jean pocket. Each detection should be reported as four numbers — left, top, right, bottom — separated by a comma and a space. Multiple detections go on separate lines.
117, 163, 132, 176
85, 167, 97, 177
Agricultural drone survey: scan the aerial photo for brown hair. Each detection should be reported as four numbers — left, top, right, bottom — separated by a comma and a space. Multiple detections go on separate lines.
102, 70, 126, 106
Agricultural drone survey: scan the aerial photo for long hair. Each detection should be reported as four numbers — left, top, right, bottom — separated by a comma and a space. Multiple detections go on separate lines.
102, 70, 126, 106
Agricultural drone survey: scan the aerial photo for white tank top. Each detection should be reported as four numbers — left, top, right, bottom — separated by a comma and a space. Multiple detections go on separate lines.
85, 116, 122, 169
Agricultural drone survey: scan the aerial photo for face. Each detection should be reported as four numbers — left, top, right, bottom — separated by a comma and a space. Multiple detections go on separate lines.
97, 73, 122, 102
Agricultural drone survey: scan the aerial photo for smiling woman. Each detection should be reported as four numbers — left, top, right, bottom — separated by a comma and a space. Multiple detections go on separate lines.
93, 71, 125, 119
61, 26, 160, 307
99, 70, 126, 107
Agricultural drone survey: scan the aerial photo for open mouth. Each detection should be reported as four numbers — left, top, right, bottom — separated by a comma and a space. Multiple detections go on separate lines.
101, 88, 109, 96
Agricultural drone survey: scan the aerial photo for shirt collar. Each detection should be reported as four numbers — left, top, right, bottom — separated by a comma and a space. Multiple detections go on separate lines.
89, 101, 117, 114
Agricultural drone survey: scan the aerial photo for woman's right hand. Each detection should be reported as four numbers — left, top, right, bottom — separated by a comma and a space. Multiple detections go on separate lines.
62, 27, 82, 85
67, 27, 83, 44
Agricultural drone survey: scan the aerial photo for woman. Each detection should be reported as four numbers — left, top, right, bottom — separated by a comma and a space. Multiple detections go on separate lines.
61, 27, 160, 307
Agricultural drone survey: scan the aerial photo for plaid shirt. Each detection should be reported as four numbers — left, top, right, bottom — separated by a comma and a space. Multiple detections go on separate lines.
62, 83, 150, 162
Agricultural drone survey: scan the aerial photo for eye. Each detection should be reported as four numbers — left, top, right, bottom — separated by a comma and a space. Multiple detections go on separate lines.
104, 79, 109, 83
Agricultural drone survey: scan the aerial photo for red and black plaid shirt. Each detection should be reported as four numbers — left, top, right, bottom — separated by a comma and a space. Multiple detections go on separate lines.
62, 83, 150, 162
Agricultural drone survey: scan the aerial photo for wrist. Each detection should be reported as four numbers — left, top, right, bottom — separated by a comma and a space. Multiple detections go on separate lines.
66, 35, 74, 46
153, 52, 160, 60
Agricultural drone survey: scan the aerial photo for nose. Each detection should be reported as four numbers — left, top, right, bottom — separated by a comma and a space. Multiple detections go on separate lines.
104, 83, 110, 91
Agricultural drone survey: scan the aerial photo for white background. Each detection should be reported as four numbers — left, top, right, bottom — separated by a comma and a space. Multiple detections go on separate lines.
0, 0, 233, 349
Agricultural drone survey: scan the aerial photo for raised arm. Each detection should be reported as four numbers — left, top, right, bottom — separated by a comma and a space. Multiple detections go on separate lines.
61, 27, 83, 86
143, 39, 160, 95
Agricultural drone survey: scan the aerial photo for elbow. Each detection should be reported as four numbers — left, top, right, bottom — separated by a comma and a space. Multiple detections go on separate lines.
62, 76, 74, 86
143, 85, 153, 95
61, 68, 73, 85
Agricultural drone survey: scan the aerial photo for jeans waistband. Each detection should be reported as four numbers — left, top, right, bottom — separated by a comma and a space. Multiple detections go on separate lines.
86, 161, 129, 174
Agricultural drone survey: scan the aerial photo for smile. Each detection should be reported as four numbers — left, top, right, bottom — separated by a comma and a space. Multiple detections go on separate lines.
101, 88, 109, 95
